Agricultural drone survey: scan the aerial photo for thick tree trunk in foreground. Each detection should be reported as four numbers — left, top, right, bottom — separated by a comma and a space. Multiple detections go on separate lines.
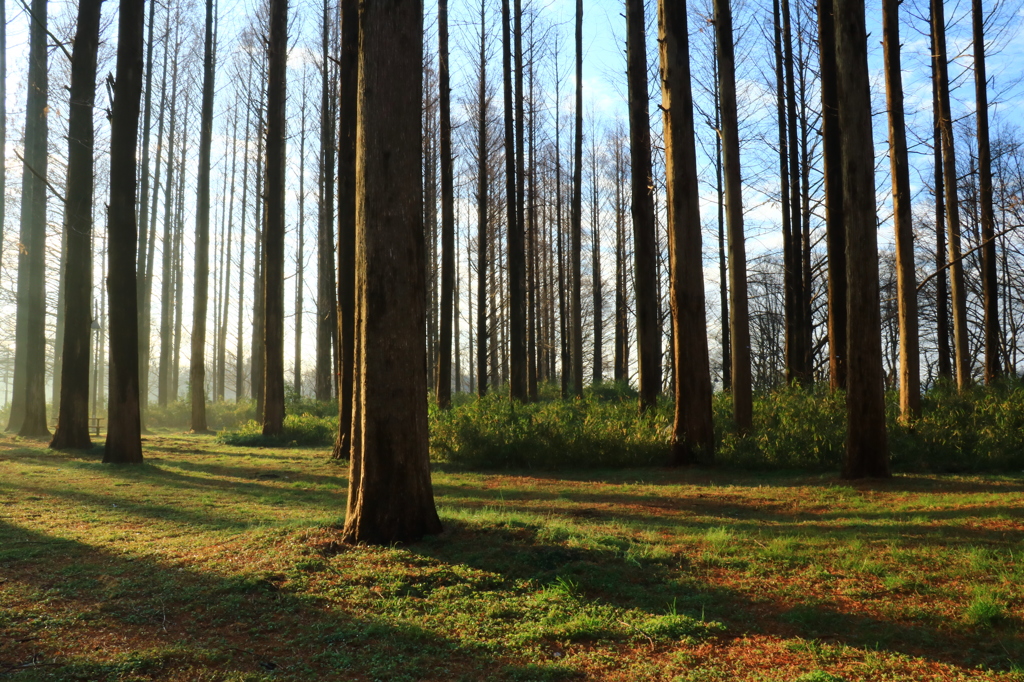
932, 0, 970, 389
626, 0, 661, 412
835, 0, 889, 478
333, 0, 358, 460
715, 0, 753, 433
342, 0, 442, 545
9, 0, 49, 437
974, 0, 999, 384
882, 0, 921, 421
262, 0, 287, 435
51, 0, 102, 450
436, 0, 455, 409
659, 0, 714, 463
191, 0, 216, 433
104, 0, 146, 464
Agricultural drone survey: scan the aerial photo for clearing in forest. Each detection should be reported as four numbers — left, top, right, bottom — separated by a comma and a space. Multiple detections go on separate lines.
0, 434, 1022, 681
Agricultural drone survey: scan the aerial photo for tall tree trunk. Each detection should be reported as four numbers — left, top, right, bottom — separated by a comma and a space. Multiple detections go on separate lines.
237, 67, 253, 402
8, 0, 49, 436
502, 0, 526, 401
818, 0, 846, 391
626, 0, 661, 412
220, 109, 237, 400
570, 0, 584, 398
105, 0, 146, 464
158, 26, 180, 407
436, 0, 455, 409
713, 44, 729, 390
882, 0, 920, 421
342, 0, 442, 545
932, 26, 950, 382
774, 0, 796, 386
476, 0, 488, 398
191, 0, 216, 433
932, 0, 970, 389
715, 0, 753, 432
262, 0, 287, 435
835, 0, 889, 478
295, 80, 307, 395
173, 108, 190, 400
527, 27, 539, 400
974, 0, 998, 384
659, 0, 714, 463
137, 0, 158, 424
782, 0, 808, 384
591, 121, 602, 384
51, 0, 102, 450
613, 133, 628, 383
316, 0, 338, 402
334, 0, 358, 459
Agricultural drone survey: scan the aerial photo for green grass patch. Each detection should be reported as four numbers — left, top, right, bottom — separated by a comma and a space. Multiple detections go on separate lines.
1, 434, 1022, 680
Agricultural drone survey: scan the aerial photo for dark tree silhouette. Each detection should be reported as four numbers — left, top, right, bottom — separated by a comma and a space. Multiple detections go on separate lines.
104, 0, 146, 464
51, 0, 102, 451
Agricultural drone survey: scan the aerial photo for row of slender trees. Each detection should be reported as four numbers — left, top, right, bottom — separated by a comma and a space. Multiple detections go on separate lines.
0, 0, 1018, 538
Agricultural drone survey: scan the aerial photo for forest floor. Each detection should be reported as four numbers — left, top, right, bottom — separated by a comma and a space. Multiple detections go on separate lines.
0, 433, 1022, 681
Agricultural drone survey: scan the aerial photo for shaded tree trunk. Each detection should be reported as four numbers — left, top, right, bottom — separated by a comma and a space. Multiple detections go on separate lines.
51, 0, 101, 451
9, 0, 49, 437
316, 0, 338, 402
570, 0, 584, 398
342, 0, 443, 545
626, 0, 661, 412
333, 0, 358, 459
502, 0, 526, 401
158, 25, 180, 407
436, 0, 455, 409
659, 0, 714, 463
476, 0, 488, 398
974, 0, 998, 384
262, 0, 287, 435
137, 0, 159, 423
932, 0, 970, 389
818, 0, 846, 391
835, 0, 889, 478
105, 0, 146, 464
191, 0, 217, 432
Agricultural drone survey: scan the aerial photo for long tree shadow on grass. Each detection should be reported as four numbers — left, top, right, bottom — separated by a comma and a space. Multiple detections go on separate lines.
409, 508, 1023, 674
0, 520, 576, 682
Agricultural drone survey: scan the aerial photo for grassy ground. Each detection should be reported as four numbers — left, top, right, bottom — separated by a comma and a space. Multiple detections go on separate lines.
1, 433, 1022, 681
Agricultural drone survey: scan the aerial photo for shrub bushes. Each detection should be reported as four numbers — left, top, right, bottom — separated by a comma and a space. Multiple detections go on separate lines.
206, 379, 1024, 473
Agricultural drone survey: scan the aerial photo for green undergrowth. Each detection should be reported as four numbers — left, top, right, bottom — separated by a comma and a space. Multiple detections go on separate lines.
210, 379, 1024, 473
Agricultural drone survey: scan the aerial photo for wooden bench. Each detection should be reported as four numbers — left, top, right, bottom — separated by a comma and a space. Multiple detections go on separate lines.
89, 417, 103, 436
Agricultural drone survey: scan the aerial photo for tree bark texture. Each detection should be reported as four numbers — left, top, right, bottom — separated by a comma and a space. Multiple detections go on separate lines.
342, 0, 443, 545
659, 0, 715, 464
834, 0, 889, 478
626, 0, 661, 412
262, 0, 288, 435
974, 0, 999, 384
